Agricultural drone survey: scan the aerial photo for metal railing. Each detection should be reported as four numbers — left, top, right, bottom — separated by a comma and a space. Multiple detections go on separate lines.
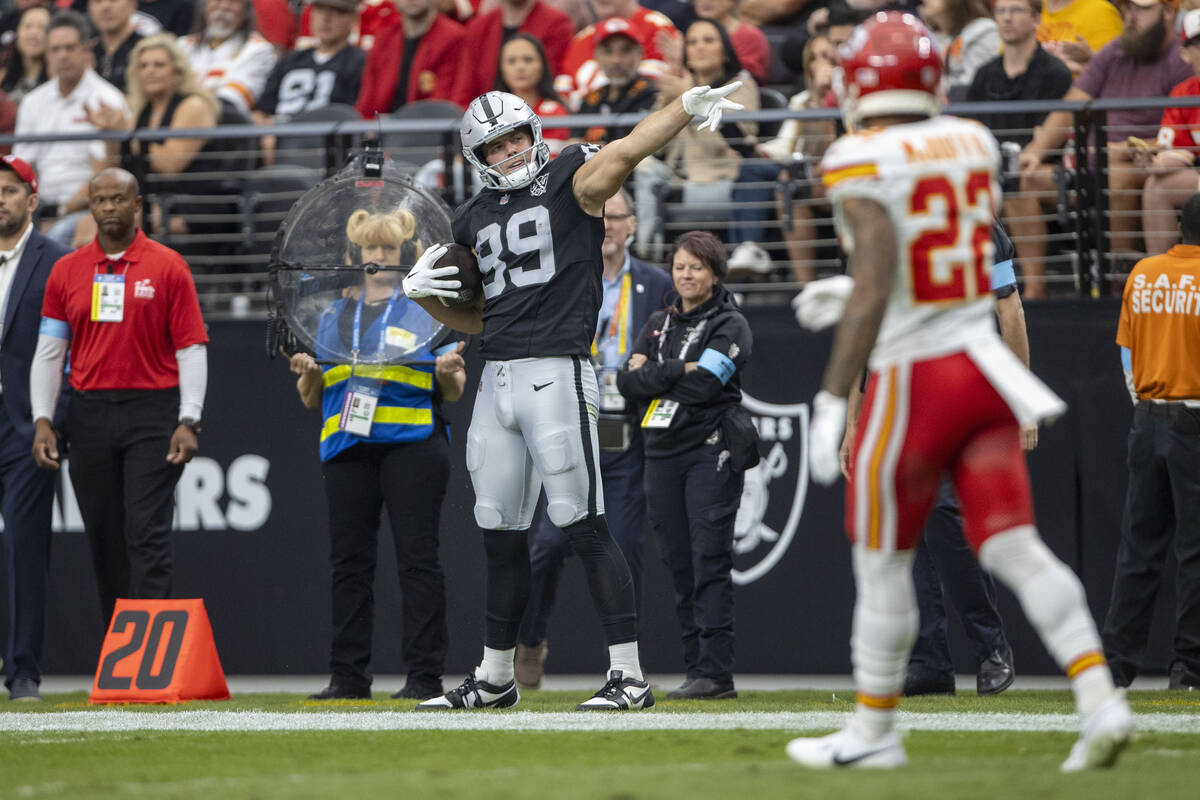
6, 95, 1197, 317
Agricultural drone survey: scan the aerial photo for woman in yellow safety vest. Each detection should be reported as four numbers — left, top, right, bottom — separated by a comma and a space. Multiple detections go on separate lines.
289, 206, 468, 702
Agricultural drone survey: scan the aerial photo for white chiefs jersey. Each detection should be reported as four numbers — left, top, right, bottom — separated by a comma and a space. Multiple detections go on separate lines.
181, 32, 278, 116
822, 115, 1002, 369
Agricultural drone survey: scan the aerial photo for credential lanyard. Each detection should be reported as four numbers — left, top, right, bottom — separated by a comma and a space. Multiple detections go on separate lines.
350, 287, 402, 370
591, 271, 632, 360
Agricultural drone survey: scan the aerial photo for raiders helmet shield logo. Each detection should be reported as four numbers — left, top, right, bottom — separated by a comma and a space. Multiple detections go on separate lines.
530, 174, 549, 197
732, 393, 810, 585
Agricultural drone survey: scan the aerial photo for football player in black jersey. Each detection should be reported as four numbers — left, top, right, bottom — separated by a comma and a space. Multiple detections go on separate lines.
402, 84, 743, 711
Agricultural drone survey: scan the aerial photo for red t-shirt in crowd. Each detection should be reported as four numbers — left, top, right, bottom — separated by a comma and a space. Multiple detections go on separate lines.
1157, 76, 1200, 159
730, 22, 769, 85
254, 0, 297, 50
42, 230, 209, 392
536, 96, 569, 145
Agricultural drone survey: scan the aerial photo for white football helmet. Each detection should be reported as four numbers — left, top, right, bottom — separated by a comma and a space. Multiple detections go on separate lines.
461, 91, 550, 192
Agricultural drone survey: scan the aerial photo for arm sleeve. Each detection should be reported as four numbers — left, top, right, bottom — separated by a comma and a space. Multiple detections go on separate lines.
663, 313, 753, 404
30, 326, 69, 423
175, 343, 207, 421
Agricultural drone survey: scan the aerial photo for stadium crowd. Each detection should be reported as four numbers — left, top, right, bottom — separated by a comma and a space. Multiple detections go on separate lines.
1, 0, 1198, 295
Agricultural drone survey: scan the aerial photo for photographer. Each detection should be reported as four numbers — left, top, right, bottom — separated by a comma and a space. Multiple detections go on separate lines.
617, 230, 756, 700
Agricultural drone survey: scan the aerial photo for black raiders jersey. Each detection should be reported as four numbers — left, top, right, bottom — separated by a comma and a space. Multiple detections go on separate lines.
452, 143, 606, 361
256, 46, 366, 118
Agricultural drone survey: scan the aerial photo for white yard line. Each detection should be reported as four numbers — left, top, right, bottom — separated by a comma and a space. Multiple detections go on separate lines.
1, 710, 1197, 734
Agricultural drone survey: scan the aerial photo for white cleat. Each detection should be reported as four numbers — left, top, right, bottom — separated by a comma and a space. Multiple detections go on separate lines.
575, 670, 655, 711
1060, 690, 1134, 772
786, 727, 907, 769
414, 673, 519, 710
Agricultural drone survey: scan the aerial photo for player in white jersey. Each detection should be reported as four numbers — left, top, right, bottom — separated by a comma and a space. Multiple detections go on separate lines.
786, 12, 1133, 771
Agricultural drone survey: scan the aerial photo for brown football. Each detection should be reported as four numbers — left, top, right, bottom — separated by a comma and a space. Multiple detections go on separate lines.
434, 243, 483, 308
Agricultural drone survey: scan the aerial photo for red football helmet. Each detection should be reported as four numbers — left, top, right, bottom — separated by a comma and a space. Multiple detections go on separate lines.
834, 11, 944, 130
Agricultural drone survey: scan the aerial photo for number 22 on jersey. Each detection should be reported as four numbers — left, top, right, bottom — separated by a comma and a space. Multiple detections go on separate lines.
475, 205, 558, 300
908, 170, 993, 303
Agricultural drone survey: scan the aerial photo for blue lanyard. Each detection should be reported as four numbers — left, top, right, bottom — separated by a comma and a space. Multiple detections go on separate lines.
351, 288, 401, 363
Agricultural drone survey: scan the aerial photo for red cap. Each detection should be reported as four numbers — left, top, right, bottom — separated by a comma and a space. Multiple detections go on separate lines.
0, 155, 37, 193
594, 17, 639, 47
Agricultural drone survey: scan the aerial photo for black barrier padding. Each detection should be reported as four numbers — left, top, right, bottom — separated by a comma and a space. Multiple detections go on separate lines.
14, 299, 1178, 678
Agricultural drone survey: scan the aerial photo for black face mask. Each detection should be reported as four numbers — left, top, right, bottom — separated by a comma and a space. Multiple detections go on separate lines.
1121, 11, 1168, 62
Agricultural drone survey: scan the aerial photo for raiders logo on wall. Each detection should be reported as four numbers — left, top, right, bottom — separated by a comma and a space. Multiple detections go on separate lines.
732, 393, 810, 585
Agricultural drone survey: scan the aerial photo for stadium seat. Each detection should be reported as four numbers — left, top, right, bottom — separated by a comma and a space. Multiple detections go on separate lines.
757, 87, 789, 140
241, 164, 324, 261
382, 100, 464, 169
274, 103, 362, 173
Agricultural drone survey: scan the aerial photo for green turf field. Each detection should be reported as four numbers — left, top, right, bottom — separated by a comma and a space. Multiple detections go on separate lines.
3, 689, 1197, 798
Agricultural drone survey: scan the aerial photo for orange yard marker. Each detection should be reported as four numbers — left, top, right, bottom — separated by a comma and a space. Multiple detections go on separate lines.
89, 599, 230, 704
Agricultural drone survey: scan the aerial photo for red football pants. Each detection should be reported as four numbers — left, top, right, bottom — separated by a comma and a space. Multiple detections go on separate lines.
845, 352, 1035, 553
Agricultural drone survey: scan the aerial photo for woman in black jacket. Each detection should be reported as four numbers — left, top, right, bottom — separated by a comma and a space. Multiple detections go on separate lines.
617, 230, 755, 700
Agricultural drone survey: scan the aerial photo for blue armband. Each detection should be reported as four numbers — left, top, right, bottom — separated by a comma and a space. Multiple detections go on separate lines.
990, 259, 1017, 292
697, 347, 736, 385
1120, 347, 1131, 371
39, 317, 70, 339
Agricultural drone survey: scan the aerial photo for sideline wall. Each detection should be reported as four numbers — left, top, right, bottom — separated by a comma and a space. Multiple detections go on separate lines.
20, 298, 1177, 678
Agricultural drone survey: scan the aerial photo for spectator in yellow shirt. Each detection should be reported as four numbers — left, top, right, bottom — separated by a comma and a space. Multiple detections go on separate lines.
1039, 0, 1125, 71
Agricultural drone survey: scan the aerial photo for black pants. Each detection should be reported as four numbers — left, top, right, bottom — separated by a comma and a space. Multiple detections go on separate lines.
1103, 403, 1200, 685
908, 477, 1009, 681
518, 438, 649, 645
644, 438, 744, 683
322, 435, 450, 689
0, 398, 56, 688
68, 389, 184, 627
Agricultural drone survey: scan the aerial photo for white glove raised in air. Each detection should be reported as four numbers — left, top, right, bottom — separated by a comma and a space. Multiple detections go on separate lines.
792, 275, 855, 331
402, 243, 461, 300
682, 81, 744, 132
809, 390, 848, 486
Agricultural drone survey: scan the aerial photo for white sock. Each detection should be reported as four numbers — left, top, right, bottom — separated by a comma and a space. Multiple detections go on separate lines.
979, 526, 1114, 716
848, 547, 918, 740
1069, 657, 1117, 717
608, 641, 643, 681
475, 646, 515, 685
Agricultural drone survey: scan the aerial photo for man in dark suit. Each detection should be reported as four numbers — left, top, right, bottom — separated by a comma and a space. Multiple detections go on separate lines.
0, 155, 70, 701
513, 188, 674, 688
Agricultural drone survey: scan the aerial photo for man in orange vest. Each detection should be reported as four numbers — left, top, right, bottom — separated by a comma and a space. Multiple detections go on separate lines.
1106, 192, 1200, 691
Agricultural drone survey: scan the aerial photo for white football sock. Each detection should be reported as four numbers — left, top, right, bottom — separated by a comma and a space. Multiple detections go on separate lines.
608, 641, 643, 682
849, 547, 918, 740
980, 526, 1115, 715
476, 646, 515, 685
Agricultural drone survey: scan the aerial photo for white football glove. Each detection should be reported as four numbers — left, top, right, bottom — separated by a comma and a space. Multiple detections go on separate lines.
791, 275, 855, 331
402, 243, 461, 300
682, 81, 744, 132
809, 391, 848, 486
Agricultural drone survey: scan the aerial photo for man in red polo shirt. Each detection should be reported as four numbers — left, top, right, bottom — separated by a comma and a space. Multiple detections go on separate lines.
30, 167, 208, 628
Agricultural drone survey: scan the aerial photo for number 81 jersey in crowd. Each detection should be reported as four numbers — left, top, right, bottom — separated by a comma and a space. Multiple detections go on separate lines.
821, 115, 1003, 369
452, 143, 606, 362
